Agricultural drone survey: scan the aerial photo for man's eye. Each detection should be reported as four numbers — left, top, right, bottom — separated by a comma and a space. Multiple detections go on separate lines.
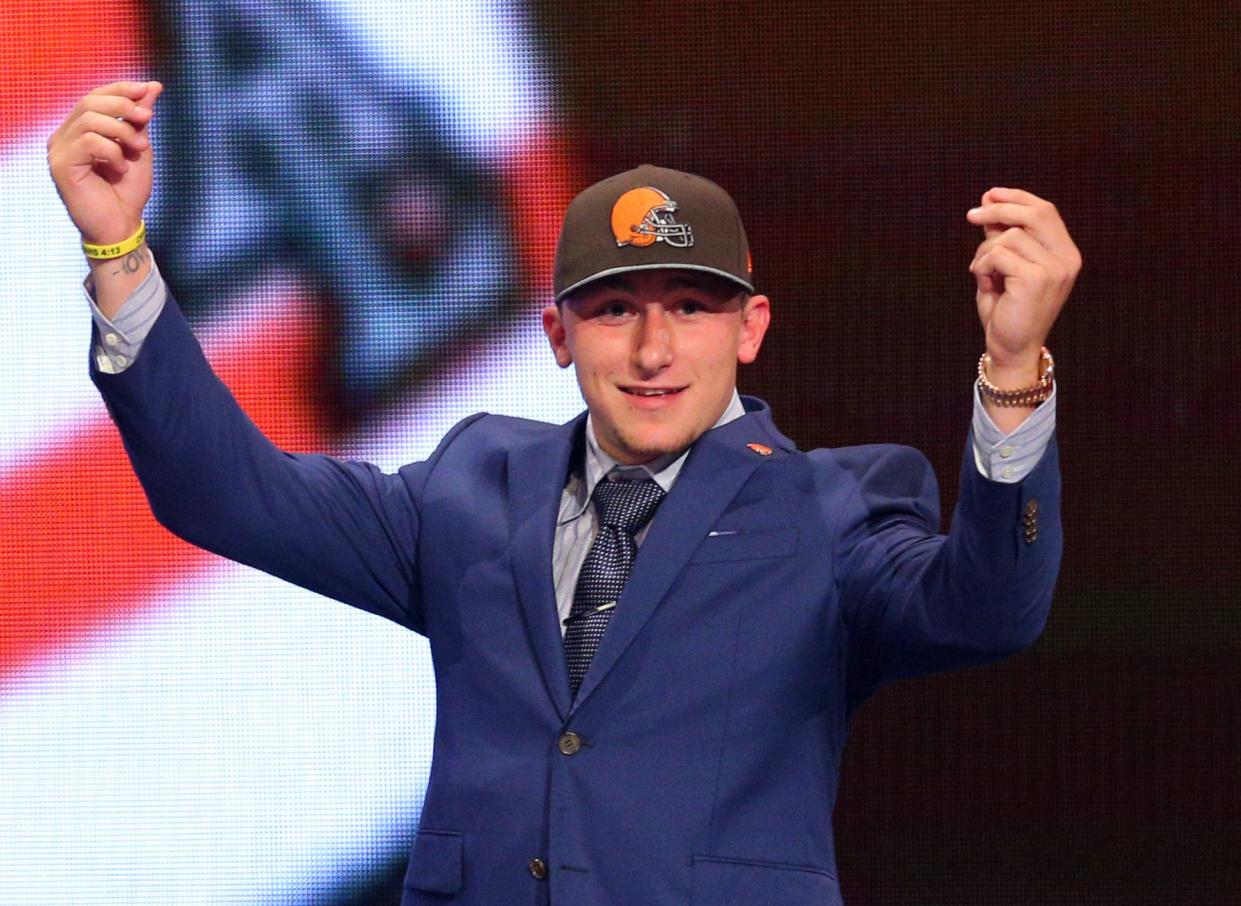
679, 300, 705, 315
602, 302, 629, 318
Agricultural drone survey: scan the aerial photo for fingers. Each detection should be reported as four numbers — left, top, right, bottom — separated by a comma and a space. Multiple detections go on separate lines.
971, 230, 1076, 288
980, 186, 1046, 208
68, 110, 150, 158
48, 81, 163, 183
49, 82, 160, 146
85, 81, 160, 119
969, 201, 1061, 237
966, 187, 1082, 281
970, 244, 1037, 284
970, 226, 1045, 271
966, 188, 1070, 248
977, 188, 1005, 240
89, 80, 155, 99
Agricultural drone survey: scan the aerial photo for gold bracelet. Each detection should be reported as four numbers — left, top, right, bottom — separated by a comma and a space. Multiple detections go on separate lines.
82, 222, 146, 260
978, 346, 1054, 407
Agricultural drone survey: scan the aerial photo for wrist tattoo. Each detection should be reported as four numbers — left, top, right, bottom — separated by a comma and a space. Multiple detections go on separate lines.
109, 243, 149, 277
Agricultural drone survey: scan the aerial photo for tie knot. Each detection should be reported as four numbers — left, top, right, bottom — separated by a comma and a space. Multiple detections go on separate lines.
591, 477, 666, 535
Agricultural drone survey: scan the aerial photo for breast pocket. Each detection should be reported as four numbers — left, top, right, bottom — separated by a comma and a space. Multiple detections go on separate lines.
688, 527, 799, 564
690, 855, 841, 905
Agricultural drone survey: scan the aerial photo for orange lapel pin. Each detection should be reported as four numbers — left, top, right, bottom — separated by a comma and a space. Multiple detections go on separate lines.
746, 443, 773, 456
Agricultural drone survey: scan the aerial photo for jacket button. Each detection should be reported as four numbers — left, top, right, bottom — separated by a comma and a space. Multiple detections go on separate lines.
1024, 499, 1039, 516
557, 731, 582, 755
529, 857, 548, 880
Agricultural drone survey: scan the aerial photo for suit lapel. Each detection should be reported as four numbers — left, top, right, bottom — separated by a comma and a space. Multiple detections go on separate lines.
569, 408, 783, 713
507, 414, 585, 721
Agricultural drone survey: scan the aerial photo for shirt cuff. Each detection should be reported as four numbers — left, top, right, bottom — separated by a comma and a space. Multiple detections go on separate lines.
85, 256, 167, 374
971, 379, 1057, 483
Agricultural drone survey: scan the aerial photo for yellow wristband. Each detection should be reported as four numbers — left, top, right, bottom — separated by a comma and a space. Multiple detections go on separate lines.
82, 222, 147, 260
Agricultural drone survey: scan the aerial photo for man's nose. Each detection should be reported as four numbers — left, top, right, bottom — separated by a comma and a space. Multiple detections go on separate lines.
633, 307, 673, 375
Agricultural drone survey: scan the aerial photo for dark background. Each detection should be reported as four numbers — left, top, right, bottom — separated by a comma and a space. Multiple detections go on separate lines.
505, 2, 1239, 903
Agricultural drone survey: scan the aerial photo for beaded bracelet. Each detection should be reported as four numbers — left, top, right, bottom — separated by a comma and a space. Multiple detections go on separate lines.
978, 346, 1054, 407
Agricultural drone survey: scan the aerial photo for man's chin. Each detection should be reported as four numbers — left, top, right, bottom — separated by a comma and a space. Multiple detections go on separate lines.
608, 426, 702, 465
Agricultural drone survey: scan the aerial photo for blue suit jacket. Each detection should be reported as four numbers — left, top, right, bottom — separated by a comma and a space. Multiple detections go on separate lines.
93, 297, 1061, 905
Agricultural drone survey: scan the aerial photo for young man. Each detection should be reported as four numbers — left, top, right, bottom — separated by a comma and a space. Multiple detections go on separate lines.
49, 82, 1078, 905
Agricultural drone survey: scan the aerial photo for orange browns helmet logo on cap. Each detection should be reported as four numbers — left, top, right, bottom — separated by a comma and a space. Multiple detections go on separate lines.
611, 186, 695, 249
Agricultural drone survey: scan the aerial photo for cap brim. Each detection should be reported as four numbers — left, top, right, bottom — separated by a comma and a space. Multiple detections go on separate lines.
555, 263, 755, 301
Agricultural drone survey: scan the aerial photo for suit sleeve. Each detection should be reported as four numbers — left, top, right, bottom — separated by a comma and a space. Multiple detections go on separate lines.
832, 435, 1062, 704
90, 292, 482, 635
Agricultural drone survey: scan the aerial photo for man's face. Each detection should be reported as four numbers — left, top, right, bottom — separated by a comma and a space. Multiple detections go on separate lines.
542, 269, 771, 464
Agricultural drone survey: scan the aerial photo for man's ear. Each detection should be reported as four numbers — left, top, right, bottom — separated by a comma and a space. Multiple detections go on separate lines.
542, 304, 573, 368
736, 294, 771, 365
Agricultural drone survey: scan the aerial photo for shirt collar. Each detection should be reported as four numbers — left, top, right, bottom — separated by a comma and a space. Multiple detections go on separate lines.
559, 390, 747, 524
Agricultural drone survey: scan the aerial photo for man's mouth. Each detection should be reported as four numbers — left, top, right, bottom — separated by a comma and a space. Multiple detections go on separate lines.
621, 386, 685, 397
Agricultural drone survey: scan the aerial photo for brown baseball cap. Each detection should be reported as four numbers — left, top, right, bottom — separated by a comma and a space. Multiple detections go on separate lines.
553, 164, 753, 301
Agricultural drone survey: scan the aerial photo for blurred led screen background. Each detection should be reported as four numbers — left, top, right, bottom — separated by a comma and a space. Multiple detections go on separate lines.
1, 1, 1236, 903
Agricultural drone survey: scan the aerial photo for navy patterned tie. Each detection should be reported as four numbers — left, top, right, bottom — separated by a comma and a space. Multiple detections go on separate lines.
564, 477, 666, 697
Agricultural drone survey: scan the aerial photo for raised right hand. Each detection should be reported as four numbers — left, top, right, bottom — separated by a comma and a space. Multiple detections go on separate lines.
47, 81, 164, 246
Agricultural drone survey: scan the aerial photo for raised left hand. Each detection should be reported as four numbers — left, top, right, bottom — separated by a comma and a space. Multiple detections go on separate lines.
967, 187, 1081, 381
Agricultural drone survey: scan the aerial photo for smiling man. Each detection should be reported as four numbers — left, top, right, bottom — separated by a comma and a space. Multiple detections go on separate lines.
50, 85, 1078, 905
